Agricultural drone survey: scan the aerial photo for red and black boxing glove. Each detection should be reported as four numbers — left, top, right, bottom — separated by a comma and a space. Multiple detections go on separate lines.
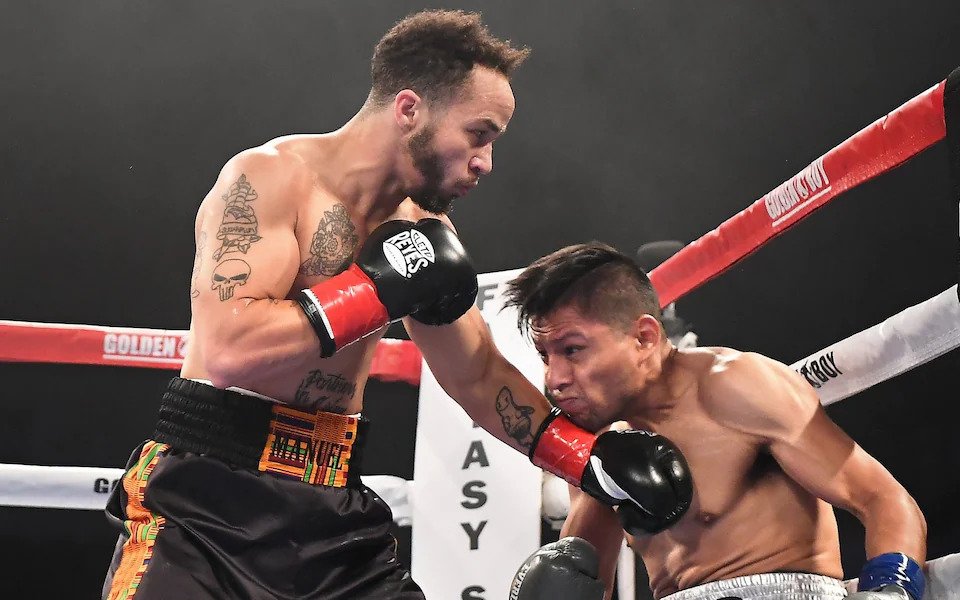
297, 218, 478, 357
530, 408, 693, 536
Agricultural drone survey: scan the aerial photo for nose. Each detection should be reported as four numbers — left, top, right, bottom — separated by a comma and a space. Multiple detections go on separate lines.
469, 145, 493, 177
544, 360, 571, 399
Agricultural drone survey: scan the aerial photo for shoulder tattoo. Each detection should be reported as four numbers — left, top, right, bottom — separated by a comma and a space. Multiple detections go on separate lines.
213, 174, 263, 260
299, 203, 359, 277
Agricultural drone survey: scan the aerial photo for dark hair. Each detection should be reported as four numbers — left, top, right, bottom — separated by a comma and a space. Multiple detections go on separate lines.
369, 10, 530, 107
504, 242, 662, 335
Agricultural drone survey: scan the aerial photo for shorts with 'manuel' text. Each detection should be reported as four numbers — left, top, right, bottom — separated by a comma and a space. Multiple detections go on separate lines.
102, 377, 424, 600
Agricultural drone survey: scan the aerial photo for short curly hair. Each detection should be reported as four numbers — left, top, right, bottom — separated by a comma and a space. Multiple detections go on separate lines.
369, 9, 530, 106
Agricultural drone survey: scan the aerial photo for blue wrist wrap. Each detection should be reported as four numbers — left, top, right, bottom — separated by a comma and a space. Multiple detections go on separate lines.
858, 552, 925, 600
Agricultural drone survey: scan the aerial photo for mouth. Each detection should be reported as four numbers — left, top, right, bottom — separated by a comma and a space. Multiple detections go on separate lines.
456, 181, 478, 195
554, 397, 588, 416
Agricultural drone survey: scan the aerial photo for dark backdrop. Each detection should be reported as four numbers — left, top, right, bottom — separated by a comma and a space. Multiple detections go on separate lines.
1, 1, 958, 598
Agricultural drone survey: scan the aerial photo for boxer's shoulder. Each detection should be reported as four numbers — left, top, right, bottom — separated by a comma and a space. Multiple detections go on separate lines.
226, 140, 314, 192
197, 139, 324, 228
697, 349, 817, 437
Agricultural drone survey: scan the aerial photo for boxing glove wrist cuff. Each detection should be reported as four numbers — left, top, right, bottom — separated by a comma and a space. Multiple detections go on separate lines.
858, 552, 925, 600
297, 264, 391, 358
529, 407, 597, 486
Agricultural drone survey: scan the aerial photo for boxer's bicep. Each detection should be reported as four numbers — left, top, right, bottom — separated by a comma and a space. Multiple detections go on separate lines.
772, 406, 906, 519
711, 356, 890, 514
188, 154, 309, 374
562, 484, 623, 598
191, 153, 301, 307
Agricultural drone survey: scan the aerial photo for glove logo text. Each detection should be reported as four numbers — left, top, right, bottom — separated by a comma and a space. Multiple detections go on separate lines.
382, 229, 436, 278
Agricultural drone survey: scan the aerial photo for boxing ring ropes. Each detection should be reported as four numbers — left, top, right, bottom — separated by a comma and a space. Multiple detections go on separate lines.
2, 68, 960, 598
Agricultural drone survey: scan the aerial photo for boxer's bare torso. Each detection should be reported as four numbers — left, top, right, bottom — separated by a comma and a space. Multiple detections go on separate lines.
181, 134, 435, 413
622, 348, 843, 597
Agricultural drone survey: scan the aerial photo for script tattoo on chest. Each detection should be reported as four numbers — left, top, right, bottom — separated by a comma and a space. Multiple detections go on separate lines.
213, 174, 263, 260
299, 203, 359, 277
295, 369, 357, 413
495, 386, 535, 450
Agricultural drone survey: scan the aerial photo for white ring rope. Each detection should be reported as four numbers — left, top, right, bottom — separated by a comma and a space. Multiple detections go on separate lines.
790, 285, 960, 406
0, 463, 412, 526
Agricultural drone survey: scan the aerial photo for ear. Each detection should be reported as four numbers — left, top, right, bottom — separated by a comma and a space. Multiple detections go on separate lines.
393, 89, 422, 131
633, 314, 663, 352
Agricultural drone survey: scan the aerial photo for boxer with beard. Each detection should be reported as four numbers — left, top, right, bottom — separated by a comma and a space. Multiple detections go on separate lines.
103, 11, 688, 600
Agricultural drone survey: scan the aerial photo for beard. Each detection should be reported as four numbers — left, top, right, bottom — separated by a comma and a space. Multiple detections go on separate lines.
406, 126, 455, 214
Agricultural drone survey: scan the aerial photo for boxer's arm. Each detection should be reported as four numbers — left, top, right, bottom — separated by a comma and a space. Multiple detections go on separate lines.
704, 353, 927, 563
399, 211, 554, 453
404, 306, 554, 453
189, 150, 323, 389
561, 484, 626, 600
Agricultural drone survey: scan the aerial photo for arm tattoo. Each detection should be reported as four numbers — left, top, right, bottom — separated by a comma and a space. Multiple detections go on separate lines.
211, 259, 251, 301
213, 174, 263, 260
190, 231, 207, 299
295, 369, 357, 413
299, 203, 359, 277
495, 386, 535, 450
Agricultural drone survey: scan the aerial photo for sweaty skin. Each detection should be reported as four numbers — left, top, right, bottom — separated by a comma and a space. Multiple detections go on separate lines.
625, 350, 843, 594
538, 309, 925, 600
181, 66, 557, 454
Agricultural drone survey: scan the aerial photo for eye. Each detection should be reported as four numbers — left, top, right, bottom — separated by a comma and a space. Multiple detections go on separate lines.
564, 346, 583, 357
469, 130, 486, 143
537, 350, 548, 364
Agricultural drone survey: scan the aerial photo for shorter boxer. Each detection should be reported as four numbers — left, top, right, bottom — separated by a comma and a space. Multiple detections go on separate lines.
505, 242, 926, 600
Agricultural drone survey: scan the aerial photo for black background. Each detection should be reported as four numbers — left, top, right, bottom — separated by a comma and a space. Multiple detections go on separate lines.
1, 2, 958, 598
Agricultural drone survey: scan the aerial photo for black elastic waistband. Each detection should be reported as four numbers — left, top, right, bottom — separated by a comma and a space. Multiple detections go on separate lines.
153, 377, 367, 483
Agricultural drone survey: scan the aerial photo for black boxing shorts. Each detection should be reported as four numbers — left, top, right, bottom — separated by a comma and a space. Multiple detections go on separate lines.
102, 377, 424, 600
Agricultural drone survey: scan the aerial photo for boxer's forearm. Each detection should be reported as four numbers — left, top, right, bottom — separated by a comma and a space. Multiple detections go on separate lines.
462, 359, 555, 454
437, 352, 554, 454
858, 487, 927, 563
407, 309, 553, 454
195, 298, 323, 389
561, 488, 623, 600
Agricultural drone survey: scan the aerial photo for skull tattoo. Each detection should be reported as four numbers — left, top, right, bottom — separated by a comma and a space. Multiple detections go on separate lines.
211, 259, 250, 301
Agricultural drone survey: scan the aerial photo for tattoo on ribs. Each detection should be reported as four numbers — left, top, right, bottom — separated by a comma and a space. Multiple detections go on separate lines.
495, 386, 535, 449
211, 259, 251, 301
295, 370, 357, 413
213, 174, 263, 260
299, 203, 359, 277
190, 231, 207, 299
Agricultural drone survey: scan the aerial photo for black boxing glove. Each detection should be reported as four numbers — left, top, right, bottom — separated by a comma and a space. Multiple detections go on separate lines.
297, 218, 477, 357
530, 408, 692, 536
510, 537, 605, 600
406, 220, 478, 325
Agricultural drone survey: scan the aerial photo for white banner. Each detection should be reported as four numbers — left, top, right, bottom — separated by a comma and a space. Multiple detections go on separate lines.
411, 269, 544, 600
791, 285, 960, 406
0, 463, 412, 524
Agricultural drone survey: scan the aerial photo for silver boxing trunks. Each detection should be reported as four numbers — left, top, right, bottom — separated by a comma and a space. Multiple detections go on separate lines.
660, 572, 848, 600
